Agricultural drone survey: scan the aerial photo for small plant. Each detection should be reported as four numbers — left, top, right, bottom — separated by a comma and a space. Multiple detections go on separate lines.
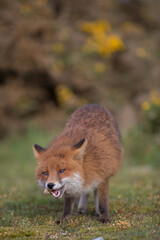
55, 84, 87, 108
141, 90, 160, 134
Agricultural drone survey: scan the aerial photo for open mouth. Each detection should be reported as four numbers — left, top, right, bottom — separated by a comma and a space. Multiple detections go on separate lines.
44, 186, 65, 199
51, 187, 64, 199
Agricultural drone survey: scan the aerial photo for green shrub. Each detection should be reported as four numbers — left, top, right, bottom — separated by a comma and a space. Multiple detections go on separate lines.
123, 126, 160, 168
141, 90, 160, 134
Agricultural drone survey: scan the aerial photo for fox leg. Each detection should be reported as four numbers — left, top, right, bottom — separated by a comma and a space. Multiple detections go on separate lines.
77, 193, 90, 214
94, 189, 100, 216
98, 179, 110, 223
57, 196, 75, 223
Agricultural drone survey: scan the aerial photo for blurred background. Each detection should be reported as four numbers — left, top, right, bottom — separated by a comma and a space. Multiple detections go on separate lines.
0, 0, 160, 166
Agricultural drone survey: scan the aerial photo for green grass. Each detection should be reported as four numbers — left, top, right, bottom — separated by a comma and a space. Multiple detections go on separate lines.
0, 127, 160, 239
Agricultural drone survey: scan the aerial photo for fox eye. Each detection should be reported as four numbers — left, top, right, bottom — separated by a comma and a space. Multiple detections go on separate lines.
42, 171, 48, 176
59, 169, 65, 174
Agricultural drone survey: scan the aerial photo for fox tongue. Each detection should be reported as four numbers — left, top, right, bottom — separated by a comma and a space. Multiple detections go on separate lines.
51, 187, 64, 199
53, 189, 59, 196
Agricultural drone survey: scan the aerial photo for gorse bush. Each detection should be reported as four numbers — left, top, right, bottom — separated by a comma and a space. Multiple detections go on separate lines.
124, 91, 160, 168
141, 90, 160, 134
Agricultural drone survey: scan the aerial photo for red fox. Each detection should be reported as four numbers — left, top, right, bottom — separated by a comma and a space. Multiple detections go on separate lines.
33, 104, 122, 223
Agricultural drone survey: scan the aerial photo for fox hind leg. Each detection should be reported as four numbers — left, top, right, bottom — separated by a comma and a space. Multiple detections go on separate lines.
98, 179, 111, 223
94, 189, 100, 216
77, 193, 90, 214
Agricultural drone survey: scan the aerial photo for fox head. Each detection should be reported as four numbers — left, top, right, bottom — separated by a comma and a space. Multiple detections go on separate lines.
33, 138, 87, 199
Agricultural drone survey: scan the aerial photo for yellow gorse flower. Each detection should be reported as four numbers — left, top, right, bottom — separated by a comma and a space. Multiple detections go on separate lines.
94, 62, 106, 73
141, 101, 150, 111
80, 20, 124, 57
141, 90, 160, 111
55, 85, 88, 107
82, 33, 124, 56
80, 20, 111, 35
99, 34, 124, 56
150, 90, 160, 106
55, 85, 75, 106
52, 43, 64, 53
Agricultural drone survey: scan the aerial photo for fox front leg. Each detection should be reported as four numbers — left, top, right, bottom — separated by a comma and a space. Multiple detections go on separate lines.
98, 179, 111, 223
57, 196, 75, 224
77, 193, 90, 214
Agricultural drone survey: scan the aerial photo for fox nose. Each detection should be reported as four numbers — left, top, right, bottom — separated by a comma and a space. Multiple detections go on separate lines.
47, 183, 55, 190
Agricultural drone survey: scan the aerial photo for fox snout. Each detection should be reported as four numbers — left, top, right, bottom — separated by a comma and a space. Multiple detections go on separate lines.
47, 182, 55, 190
45, 181, 65, 199
46, 181, 63, 191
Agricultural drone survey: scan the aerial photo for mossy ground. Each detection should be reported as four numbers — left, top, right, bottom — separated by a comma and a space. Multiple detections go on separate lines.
0, 128, 160, 239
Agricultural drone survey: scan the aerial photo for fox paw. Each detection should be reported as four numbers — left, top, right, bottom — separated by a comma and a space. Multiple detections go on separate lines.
56, 215, 72, 224
56, 219, 61, 225
76, 209, 87, 215
99, 217, 111, 223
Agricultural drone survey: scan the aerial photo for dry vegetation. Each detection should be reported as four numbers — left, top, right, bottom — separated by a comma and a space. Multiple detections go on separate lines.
0, 0, 160, 138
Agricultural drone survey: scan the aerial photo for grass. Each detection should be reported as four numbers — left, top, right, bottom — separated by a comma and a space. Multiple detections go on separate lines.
0, 127, 160, 239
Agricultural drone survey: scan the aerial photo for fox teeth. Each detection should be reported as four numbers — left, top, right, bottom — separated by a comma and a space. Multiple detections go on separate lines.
51, 190, 61, 198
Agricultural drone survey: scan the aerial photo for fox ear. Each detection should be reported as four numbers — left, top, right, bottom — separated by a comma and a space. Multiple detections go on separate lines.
72, 138, 88, 160
33, 144, 46, 160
